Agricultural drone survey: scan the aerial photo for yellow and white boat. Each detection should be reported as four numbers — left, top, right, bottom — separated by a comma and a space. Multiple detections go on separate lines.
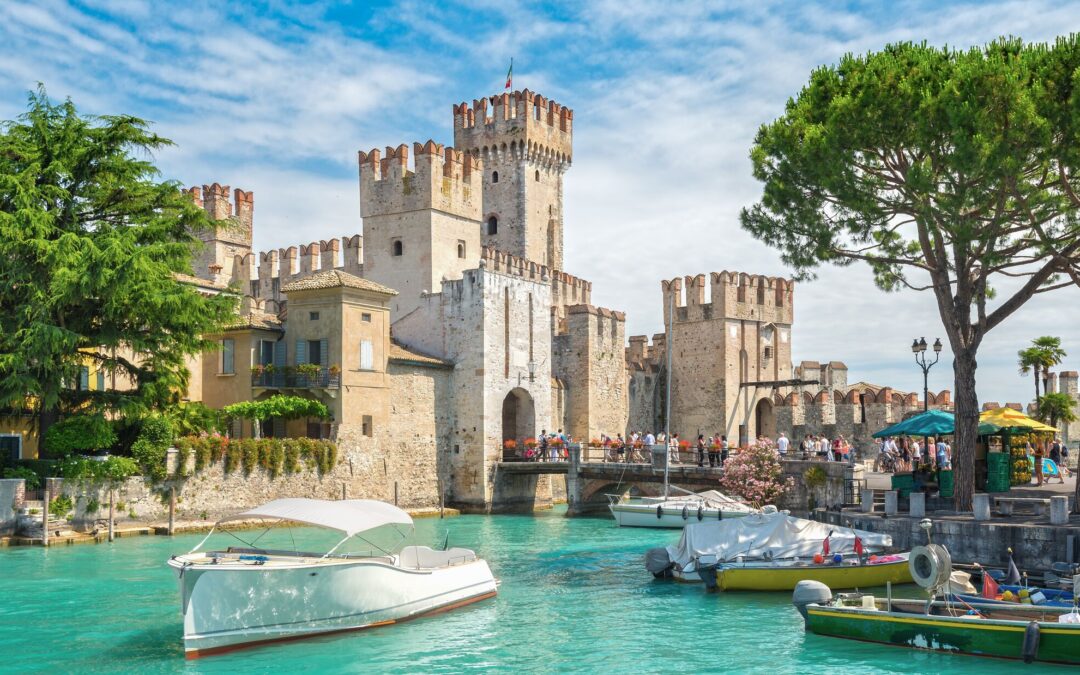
707, 554, 912, 591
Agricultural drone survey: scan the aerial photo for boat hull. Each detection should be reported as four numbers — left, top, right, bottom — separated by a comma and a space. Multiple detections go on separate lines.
609, 504, 750, 529
805, 605, 1080, 665
719, 558, 912, 591
170, 557, 497, 657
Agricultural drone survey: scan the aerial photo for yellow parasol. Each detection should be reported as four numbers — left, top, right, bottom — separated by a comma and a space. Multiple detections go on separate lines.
978, 407, 1057, 433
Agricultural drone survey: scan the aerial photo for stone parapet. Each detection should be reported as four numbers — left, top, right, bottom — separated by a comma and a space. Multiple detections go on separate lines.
359, 141, 482, 220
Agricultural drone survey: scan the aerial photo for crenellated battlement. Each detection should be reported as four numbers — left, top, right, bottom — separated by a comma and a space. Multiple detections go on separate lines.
480, 246, 592, 329
186, 183, 253, 246
453, 89, 573, 162
661, 270, 794, 325
358, 141, 482, 220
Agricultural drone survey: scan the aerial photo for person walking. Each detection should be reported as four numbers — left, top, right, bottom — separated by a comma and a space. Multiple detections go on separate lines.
720, 435, 729, 467
696, 434, 707, 467
777, 432, 789, 459
669, 433, 681, 464
1050, 437, 1066, 483
708, 433, 720, 468
538, 431, 549, 463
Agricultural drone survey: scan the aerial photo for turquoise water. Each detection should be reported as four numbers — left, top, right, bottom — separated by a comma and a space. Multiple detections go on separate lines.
0, 508, 1052, 674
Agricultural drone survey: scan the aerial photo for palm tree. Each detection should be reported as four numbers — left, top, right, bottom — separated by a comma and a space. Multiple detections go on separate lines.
1018, 337, 1067, 406
1038, 392, 1078, 428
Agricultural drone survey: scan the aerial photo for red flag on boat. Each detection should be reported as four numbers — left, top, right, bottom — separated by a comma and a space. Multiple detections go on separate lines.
983, 572, 999, 599
854, 536, 864, 556
822, 536, 830, 556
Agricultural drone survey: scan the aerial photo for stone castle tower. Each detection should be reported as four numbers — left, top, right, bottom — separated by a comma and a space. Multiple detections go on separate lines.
453, 90, 572, 270
358, 142, 483, 318
628, 272, 795, 444
187, 183, 253, 286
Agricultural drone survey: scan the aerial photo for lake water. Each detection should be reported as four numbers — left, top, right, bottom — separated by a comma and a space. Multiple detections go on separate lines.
0, 507, 1056, 673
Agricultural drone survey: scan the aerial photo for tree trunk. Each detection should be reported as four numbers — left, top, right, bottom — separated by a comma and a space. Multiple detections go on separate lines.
952, 348, 979, 511
1034, 365, 1041, 408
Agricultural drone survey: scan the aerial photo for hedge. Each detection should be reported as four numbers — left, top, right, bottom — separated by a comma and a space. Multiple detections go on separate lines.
174, 436, 337, 479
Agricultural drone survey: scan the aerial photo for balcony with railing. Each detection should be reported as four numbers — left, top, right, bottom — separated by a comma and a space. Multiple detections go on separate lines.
251, 367, 340, 390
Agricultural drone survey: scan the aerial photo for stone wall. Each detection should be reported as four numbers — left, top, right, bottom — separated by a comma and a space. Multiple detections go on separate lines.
777, 459, 860, 512
819, 510, 1080, 570
552, 304, 628, 442
0, 479, 24, 535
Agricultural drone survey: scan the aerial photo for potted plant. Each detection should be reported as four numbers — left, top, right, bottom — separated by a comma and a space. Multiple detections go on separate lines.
328, 364, 341, 377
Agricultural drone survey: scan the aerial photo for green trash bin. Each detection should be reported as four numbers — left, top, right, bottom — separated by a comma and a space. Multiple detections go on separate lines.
938, 469, 954, 498
891, 473, 914, 498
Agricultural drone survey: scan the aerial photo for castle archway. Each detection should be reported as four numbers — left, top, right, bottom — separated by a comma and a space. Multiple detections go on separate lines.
755, 398, 776, 442
502, 387, 536, 443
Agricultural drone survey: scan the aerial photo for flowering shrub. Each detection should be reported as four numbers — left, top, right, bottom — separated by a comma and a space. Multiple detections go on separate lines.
678, 440, 691, 449
719, 438, 794, 508
503, 439, 517, 450
590, 438, 602, 447
524, 438, 538, 449
549, 437, 564, 447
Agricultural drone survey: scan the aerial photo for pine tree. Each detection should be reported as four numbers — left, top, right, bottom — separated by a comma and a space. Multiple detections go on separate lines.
0, 87, 236, 445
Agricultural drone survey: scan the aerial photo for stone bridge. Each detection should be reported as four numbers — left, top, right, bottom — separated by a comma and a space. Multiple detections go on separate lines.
492, 446, 863, 515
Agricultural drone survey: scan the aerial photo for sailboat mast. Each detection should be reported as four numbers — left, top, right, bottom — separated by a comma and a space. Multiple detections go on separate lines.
664, 290, 673, 498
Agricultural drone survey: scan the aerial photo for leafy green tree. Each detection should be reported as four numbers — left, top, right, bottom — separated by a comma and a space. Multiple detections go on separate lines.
1039, 392, 1078, 429
43, 414, 116, 456
1018, 336, 1067, 405
0, 88, 236, 443
223, 395, 330, 438
741, 38, 1080, 509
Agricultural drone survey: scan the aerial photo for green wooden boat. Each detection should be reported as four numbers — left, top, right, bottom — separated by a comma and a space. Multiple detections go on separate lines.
797, 592, 1080, 666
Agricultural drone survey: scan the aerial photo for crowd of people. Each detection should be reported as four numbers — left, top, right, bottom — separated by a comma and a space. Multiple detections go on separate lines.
873, 435, 951, 472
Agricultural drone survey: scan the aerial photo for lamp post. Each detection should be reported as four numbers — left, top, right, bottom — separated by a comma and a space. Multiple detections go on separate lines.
911, 337, 943, 412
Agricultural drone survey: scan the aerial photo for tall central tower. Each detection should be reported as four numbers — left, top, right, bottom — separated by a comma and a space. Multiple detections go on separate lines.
453, 89, 572, 270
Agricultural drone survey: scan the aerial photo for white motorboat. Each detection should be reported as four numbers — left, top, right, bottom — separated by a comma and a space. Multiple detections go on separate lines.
607, 488, 755, 528
167, 498, 497, 658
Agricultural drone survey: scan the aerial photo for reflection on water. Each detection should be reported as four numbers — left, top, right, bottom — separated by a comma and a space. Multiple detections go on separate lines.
0, 508, 1068, 674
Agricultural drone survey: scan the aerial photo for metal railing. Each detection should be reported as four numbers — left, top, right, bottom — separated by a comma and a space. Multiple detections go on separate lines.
499, 443, 725, 467
251, 368, 340, 389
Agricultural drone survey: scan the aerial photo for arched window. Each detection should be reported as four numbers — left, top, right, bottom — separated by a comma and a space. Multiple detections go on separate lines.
392, 240, 403, 256
457, 241, 465, 259
535, 169, 540, 182
487, 216, 498, 235
492, 171, 499, 183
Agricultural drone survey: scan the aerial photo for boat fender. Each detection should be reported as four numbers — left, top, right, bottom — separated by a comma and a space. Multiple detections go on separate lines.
792, 580, 832, 623
1022, 621, 1040, 664
697, 505, 704, 521
682, 505, 689, 520
656, 505, 663, 520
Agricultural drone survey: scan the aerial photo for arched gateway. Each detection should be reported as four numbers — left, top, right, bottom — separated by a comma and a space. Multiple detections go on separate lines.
501, 388, 536, 443
755, 397, 776, 441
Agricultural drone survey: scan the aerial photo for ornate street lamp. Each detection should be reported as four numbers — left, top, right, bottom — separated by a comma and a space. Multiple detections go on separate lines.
912, 336, 943, 412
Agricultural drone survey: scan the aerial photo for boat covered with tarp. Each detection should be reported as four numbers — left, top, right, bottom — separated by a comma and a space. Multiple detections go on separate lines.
645, 510, 900, 588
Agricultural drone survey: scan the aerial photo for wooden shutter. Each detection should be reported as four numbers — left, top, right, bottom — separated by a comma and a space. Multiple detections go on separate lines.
79, 367, 89, 390
295, 339, 307, 365
319, 338, 328, 367
273, 340, 286, 367
360, 340, 373, 370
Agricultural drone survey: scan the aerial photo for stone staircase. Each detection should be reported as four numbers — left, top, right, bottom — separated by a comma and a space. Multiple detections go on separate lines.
16, 501, 76, 539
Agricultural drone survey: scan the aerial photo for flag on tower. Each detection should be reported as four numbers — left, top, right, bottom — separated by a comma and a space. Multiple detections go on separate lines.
505, 58, 513, 90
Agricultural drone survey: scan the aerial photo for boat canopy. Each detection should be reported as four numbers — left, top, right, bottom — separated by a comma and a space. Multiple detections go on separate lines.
216, 498, 413, 537
666, 511, 892, 569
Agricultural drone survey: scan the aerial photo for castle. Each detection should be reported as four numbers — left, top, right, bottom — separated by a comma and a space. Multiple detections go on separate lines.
0, 88, 958, 506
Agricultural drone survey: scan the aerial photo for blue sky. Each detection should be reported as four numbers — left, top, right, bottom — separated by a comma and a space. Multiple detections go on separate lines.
2, 0, 1079, 404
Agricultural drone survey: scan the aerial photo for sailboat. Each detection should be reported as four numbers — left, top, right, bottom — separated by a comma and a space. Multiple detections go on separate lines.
607, 292, 753, 528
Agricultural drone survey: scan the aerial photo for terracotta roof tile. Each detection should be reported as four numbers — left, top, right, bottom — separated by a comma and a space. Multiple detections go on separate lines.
388, 340, 451, 368
224, 311, 284, 331
281, 270, 397, 296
